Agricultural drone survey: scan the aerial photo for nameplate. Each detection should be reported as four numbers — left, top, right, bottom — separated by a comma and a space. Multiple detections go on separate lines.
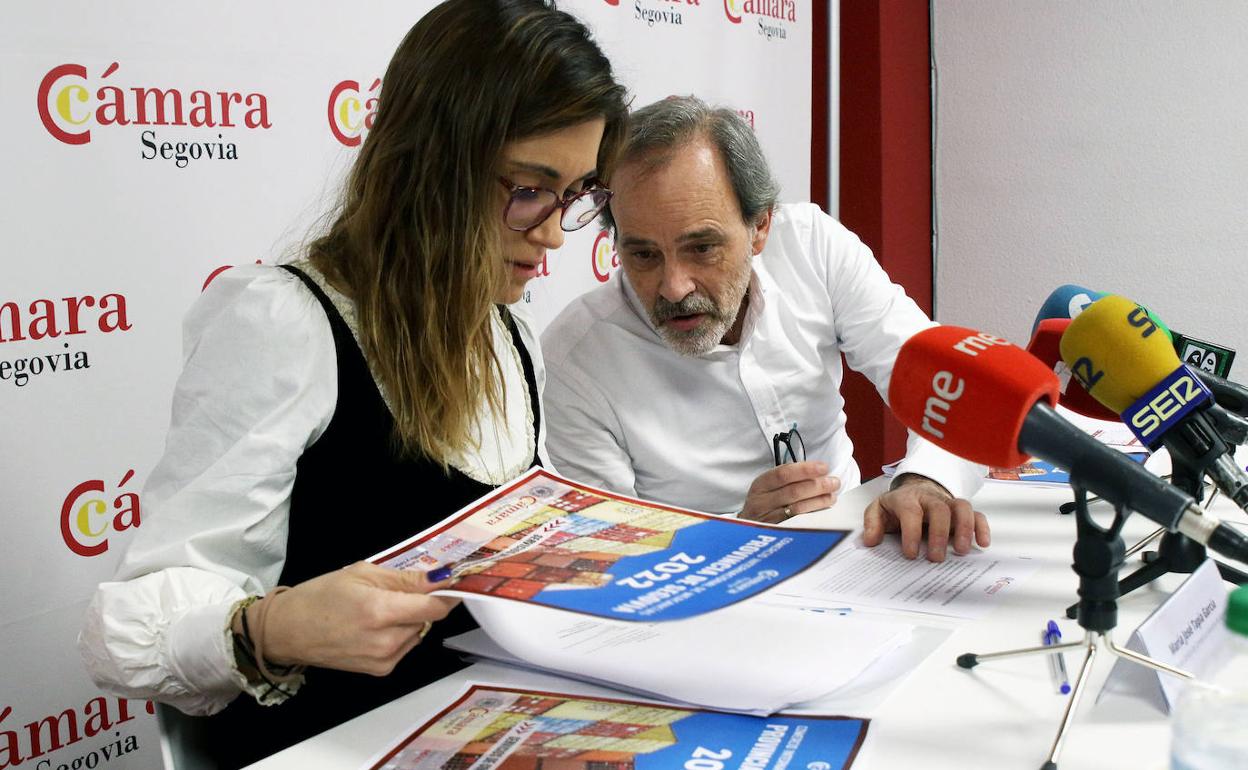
1098, 558, 1231, 713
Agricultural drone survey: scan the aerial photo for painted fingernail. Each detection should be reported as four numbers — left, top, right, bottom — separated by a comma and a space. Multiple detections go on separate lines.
427, 567, 453, 582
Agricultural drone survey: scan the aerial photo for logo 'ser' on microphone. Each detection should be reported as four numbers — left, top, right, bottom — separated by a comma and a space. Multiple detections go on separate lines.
1060, 295, 1248, 511
888, 325, 1248, 563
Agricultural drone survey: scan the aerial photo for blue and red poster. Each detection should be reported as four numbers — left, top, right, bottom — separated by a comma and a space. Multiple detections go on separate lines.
373, 469, 847, 622
368, 684, 869, 770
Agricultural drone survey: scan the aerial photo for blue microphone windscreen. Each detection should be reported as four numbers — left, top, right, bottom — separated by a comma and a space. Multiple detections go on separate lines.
1031, 284, 1106, 337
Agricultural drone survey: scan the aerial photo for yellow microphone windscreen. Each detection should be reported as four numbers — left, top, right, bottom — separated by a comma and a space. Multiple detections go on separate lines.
1058, 295, 1180, 414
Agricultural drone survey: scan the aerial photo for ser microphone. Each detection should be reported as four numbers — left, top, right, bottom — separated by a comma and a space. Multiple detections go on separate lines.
1060, 295, 1248, 511
888, 325, 1248, 563
1028, 319, 1248, 446
1025, 320, 1248, 444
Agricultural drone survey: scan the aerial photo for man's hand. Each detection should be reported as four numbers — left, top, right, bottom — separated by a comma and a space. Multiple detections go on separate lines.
741, 461, 841, 523
862, 473, 989, 561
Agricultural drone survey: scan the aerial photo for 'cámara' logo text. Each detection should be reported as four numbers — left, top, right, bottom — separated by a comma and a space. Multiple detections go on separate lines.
0, 292, 130, 388
591, 230, 620, 283
61, 469, 142, 558
723, 0, 795, 40
635, 0, 700, 27
328, 78, 381, 147
0, 698, 153, 769
38, 62, 270, 167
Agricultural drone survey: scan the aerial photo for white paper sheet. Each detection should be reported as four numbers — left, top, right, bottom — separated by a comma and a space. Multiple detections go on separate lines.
1057, 406, 1148, 452
444, 611, 947, 716
459, 595, 913, 714
772, 536, 1038, 619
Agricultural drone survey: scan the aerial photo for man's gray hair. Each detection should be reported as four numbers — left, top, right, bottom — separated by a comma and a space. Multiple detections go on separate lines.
601, 95, 780, 232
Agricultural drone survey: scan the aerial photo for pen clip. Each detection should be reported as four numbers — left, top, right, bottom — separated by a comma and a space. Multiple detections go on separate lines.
1044, 619, 1062, 644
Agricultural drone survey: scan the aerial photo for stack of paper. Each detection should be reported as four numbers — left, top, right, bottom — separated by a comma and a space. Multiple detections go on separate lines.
369, 469, 911, 714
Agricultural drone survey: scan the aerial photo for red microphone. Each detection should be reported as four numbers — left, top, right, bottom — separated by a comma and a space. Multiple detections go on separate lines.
888, 325, 1058, 467
1025, 319, 1119, 422
887, 326, 1248, 562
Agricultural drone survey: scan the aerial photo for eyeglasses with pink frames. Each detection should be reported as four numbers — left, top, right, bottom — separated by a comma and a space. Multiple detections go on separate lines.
499, 177, 613, 232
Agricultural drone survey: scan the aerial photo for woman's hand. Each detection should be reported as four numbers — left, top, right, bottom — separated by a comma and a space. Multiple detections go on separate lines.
250, 561, 459, 676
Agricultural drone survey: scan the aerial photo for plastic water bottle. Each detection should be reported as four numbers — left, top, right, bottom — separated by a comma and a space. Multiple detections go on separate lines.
1171, 584, 1248, 769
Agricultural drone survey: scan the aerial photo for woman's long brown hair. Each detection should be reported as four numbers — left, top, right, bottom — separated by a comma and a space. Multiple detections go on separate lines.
308, 0, 627, 467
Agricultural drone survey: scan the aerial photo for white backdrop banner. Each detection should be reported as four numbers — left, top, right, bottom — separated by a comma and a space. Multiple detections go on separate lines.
0, 2, 811, 768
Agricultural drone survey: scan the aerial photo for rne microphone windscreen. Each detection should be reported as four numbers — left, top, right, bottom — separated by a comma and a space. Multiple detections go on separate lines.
889, 326, 1058, 468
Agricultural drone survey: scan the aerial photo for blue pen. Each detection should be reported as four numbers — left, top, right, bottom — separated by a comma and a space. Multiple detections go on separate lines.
1044, 620, 1071, 695
799, 606, 852, 616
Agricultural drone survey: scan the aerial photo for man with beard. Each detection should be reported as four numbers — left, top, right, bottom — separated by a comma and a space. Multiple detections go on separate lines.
541, 96, 987, 562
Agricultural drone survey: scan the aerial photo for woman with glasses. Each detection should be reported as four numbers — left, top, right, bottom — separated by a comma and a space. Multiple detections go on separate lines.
78, 1, 626, 765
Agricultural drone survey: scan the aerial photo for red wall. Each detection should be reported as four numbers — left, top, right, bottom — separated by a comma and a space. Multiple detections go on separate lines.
834, 0, 933, 478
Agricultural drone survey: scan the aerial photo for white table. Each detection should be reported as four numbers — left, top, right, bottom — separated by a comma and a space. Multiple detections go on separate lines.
247, 475, 1248, 770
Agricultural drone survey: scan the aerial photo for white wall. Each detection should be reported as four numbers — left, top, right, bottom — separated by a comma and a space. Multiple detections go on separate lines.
932, 1, 1248, 360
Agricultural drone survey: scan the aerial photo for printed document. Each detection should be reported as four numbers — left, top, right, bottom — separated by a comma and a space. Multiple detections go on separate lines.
365, 683, 870, 770
774, 536, 1037, 619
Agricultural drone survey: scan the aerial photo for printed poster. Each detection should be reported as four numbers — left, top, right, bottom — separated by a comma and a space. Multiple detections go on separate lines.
372, 469, 847, 621
366, 684, 869, 770
988, 453, 1148, 485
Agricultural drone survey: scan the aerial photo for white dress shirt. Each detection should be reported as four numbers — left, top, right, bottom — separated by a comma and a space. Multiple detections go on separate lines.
541, 203, 984, 516
78, 262, 549, 715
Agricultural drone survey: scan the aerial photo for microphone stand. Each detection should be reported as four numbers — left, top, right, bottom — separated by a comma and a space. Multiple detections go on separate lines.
1061, 437, 1248, 620
957, 486, 1194, 770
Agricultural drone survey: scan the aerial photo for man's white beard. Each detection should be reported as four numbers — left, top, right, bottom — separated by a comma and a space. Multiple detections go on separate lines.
651, 258, 751, 357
